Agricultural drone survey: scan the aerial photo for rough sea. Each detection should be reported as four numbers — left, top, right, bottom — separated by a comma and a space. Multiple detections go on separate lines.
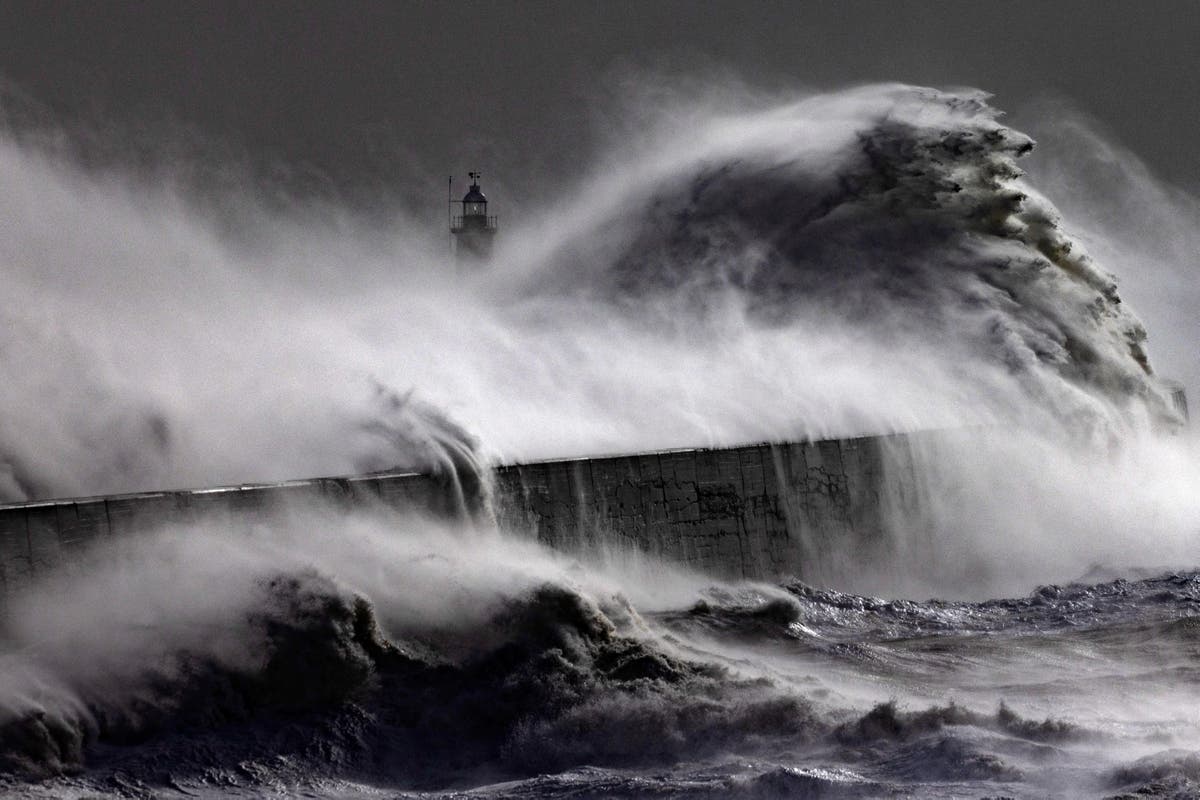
1, 83, 1198, 798
4, 514, 1200, 799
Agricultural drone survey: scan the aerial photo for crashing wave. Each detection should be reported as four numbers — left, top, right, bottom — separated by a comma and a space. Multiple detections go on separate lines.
0, 551, 822, 786
566, 86, 1179, 438
0, 84, 1185, 505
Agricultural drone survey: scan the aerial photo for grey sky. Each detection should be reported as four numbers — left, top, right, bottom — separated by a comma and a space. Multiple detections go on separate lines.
1, 0, 1197, 214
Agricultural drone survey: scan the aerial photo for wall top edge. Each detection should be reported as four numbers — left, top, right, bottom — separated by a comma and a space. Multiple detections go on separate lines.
0, 470, 427, 513
0, 430, 920, 514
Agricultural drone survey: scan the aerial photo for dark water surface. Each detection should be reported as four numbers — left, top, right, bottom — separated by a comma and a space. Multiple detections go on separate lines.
3, 525, 1199, 800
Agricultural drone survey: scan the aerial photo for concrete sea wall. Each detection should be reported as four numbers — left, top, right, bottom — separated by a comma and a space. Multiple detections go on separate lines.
0, 471, 456, 602
493, 435, 904, 580
0, 434, 915, 601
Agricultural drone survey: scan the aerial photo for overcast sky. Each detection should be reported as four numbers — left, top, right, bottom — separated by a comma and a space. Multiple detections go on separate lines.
1, 1, 1197, 212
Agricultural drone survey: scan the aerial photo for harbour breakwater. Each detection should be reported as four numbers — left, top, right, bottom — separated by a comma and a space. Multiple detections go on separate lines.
0, 433, 920, 603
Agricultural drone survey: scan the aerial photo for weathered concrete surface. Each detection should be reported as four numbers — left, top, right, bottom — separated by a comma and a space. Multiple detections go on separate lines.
0, 434, 912, 601
493, 436, 896, 580
0, 471, 452, 601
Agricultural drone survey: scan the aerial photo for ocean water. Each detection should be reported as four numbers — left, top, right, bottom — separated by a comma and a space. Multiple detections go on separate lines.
2, 82, 1199, 797
2, 509, 1199, 799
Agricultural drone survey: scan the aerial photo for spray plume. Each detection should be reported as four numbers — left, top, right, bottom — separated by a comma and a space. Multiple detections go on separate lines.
0, 82, 1196, 596
1, 81, 1200, 795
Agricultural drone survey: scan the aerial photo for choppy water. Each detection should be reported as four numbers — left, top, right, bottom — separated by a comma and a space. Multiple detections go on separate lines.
1, 509, 1198, 800
1, 81, 1198, 798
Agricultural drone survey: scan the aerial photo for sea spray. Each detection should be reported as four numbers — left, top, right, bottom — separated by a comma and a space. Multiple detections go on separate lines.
0, 84, 1186, 505
0, 81, 1199, 797
0, 507, 824, 786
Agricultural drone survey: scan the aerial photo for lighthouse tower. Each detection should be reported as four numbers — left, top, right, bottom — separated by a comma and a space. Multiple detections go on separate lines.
450, 171, 498, 262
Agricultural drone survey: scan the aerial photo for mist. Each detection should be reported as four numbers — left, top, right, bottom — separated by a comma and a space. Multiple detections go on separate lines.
0, 81, 1198, 601
0, 501, 813, 781
4, 494, 1197, 793
1018, 96, 1200, 407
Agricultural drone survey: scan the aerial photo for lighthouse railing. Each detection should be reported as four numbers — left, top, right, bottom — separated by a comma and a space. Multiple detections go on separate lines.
450, 215, 498, 232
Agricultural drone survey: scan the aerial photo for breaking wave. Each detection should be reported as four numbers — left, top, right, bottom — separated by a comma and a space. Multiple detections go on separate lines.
522, 84, 1182, 441
0, 83, 1188, 504
1, 81, 1199, 798
0, 513, 825, 789
3, 510, 1199, 798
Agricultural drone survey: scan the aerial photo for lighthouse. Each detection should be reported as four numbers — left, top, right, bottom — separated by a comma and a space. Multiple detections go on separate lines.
450, 171, 498, 262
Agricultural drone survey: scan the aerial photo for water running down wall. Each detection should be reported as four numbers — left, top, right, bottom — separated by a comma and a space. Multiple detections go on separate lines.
492, 435, 909, 580
0, 434, 916, 603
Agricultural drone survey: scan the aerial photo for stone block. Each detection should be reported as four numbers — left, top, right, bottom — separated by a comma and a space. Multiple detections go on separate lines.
717, 449, 743, 488
660, 451, 697, 485
738, 447, 765, 495
56, 501, 110, 550
183, 489, 238, 525
376, 473, 441, 513
817, 438, 844, 476
591, 455, 639, 492
786, 443, 809, 490
662, 479, 699, 522
614, 480, 642, 517
694, 448, 722, 487
26, 504, 61, 576
567, 460, 595, 517
104, 493, 184, 535
0, 509, 31, 596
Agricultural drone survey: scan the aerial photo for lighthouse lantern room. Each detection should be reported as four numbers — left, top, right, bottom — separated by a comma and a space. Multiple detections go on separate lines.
450, 171, 498, 262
